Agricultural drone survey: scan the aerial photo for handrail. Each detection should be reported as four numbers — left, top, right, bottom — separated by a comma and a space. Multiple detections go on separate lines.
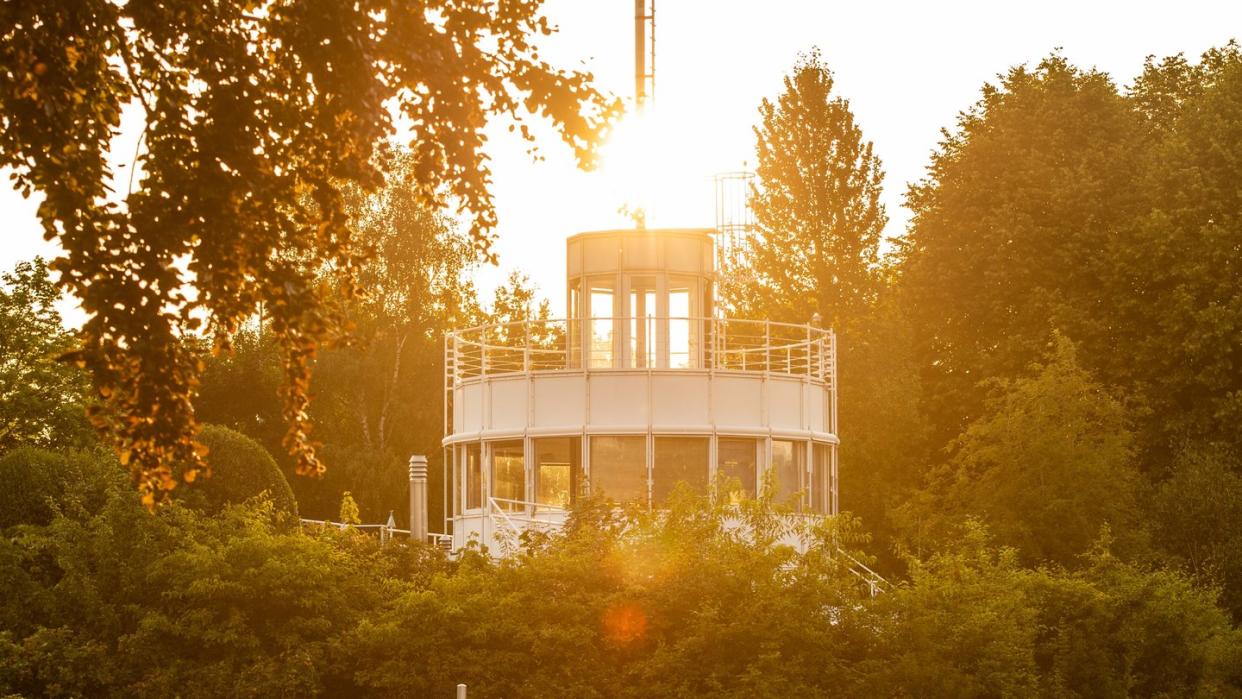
836, 549, 889, 597
485, 497, 567, 546
446, 316, 835, 385
299, 518, 452, 548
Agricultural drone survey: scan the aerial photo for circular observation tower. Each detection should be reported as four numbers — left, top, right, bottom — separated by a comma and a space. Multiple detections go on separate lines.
442, 228, 838, 551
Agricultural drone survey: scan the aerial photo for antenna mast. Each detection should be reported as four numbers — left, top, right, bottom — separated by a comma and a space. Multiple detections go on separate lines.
635, 0, 655, 111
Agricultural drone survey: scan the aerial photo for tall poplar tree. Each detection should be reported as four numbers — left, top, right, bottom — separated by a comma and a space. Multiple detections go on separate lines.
725, 49, 886, 331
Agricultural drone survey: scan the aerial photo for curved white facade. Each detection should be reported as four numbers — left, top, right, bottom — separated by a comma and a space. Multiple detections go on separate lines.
443, 229, 838, 551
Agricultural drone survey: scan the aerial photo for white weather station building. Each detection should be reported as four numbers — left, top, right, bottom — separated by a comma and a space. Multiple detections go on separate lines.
439, 227, 838, 551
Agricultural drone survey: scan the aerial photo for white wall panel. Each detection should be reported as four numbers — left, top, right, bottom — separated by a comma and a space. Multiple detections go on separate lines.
582, 237, 620, 273
712, 375, 763, 427
453, 387, 465, 433
806, 383, 826, 432
589, 373, 649, 426
489, 378, 528, 431
651, 374, 710, 426
623, 235, 659, 270
461, 383, 484, 433
533, 375, 586, 428
768, 379, 801, 430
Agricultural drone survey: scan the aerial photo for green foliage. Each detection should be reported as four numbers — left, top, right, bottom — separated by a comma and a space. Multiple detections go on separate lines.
0, 258, 92, 453
2, 459, 1237, 697
1152, 443, 1242, 618
1109, 42, 1242, 461
338, 491, 361, 526
862, 524, 1242, 697
0, 482, 420, 697
0, 446, 124, 529
899, 54, 1144, 448
890, 42, 1242, 605
900, 336, 1144, 566
837, 296, 931, 573
0, 0, 620, 501
723, 48, 885, 331
194, 329, 285, 456
197, 148, 481, 526
179, 425, 297, 516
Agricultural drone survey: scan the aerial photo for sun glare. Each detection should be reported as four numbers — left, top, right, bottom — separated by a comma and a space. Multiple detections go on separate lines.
592, 107, 718, 229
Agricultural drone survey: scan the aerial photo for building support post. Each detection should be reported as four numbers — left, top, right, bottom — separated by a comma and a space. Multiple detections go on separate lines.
409, 454, 428, 543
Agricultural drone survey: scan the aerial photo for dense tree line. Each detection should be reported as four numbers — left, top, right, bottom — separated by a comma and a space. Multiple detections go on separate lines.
0, 452, 1237, 697
725, 43, 1242, 617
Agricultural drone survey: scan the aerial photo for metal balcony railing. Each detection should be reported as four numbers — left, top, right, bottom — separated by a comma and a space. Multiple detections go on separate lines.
444, 316, 835, 386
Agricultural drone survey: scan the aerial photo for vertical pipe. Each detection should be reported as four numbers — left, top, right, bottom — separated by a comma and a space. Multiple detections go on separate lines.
409, 454, 429, 543
634, 0, 646, 108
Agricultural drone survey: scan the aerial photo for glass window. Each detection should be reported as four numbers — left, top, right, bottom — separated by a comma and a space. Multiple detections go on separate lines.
669, 284, 692, 368
451, 449, 459, 516
491, 441, 525, 511
653, 436, 709, 504
628, 277, 657, 368
770, 440, 804, 508
463, 443, 482, 511
589, 436, 647, 503
568, 282, 581, 368
717, 437, 758, 500
534, 437, 580, 510
589, 282, 614, 368
812, 443, 830, 514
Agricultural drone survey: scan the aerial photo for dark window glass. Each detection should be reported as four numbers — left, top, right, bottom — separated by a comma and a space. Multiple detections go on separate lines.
464, 443, 482, 511
771, 439, 803, 508
491, 441, 525, 511
812, 443, 830, 514
589, 436, 647, 503
535, 437, 581, 509
653, 437, 709, 504
717, 437, 758, 499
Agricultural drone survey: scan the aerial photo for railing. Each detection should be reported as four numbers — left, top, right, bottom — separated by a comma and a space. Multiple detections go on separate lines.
446, 316, 835, 385
485, 497, 569, 545
299, 518, 452, 550
839, 550, 889, 597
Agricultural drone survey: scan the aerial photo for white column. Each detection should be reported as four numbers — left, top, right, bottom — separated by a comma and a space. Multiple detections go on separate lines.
409, 454, 428, 542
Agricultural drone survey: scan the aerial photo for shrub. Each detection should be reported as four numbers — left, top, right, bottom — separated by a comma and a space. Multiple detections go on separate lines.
0, 447, 124, 528
180, 425, 297, 516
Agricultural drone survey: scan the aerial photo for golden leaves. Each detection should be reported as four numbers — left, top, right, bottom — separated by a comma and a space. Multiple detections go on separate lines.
3, 0, 615, 506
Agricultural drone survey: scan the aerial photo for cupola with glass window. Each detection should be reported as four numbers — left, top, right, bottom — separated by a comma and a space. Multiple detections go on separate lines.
566, 228, 714, 370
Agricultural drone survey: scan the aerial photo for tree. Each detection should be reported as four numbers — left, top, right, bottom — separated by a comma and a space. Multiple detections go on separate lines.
0, 258, 92, 452
178, 424, 297, 516
0, 446, 123, 529
722, 48, 885, 331
862, 524, 1242, 697
290, 147, 480, 525
1151, 443, 1242, 619
196, 149, 478, 527
837, 292, 931, 573
899, 335, 1145, 566
898, 55, 1144, 449
1109, 42, 1242, 462
0, 1, 621, 503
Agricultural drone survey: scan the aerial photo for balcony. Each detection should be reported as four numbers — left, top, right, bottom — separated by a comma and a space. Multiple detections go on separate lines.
445, 316, 835, 387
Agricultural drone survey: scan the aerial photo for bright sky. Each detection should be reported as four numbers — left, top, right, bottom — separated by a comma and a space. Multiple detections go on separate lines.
2, 0, 1240, 320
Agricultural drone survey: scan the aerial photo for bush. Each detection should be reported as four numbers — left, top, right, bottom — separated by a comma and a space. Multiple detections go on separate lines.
0, 447, 125, 528
180, 425, 298, 516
